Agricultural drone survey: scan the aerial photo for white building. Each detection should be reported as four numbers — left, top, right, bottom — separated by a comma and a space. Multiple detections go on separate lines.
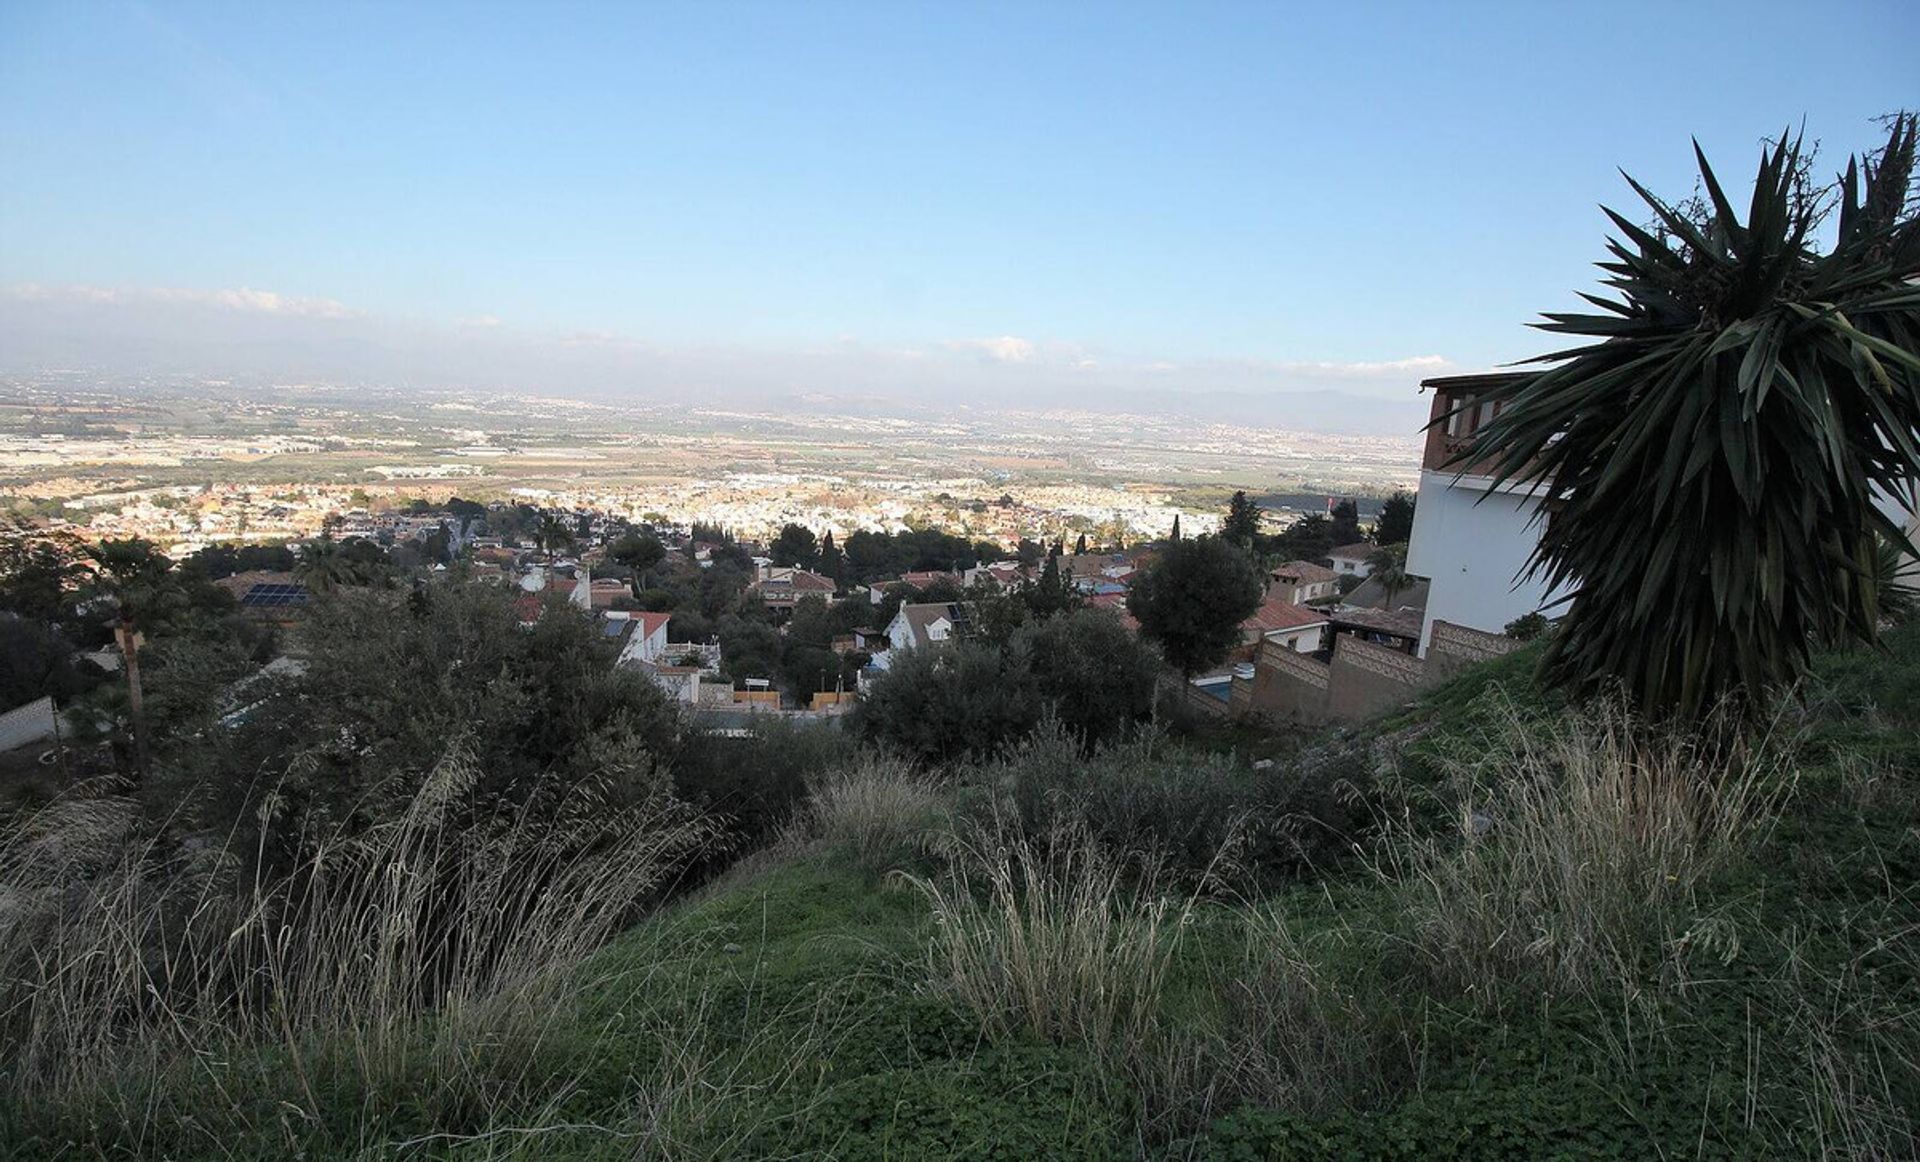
605, 610, 673, 667
1404, 373, 1571, 654
1407, 372, 1920, 656
1326, 543, 1375, 578
870, 602, 963, 671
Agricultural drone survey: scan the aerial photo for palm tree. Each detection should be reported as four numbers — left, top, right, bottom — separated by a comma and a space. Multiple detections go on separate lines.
1365, 544, 1411, 612
536, 514, 575, 563
609, 532, 665, 597
1464, 117, 1920, 718
86, 538, 180, 784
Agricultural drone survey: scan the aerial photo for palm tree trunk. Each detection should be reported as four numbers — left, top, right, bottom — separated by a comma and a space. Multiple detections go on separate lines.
116, 619, 150, 786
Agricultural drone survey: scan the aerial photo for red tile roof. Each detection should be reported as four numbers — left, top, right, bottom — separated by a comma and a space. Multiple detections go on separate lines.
1272, 560, 1339, 586
1243, 597, 1331, 634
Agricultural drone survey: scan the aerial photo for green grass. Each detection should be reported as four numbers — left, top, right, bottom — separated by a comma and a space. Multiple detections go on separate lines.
5, 626, 1916, 1159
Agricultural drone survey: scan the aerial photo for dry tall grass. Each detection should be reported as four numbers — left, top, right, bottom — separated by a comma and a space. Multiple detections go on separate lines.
909, 819, 1192, 1054
1378, 693, 1795, 1002
799, 756, 946, 872
0, 744, 715, 1153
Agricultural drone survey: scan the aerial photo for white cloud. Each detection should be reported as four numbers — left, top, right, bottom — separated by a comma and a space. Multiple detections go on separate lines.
5, 282, 360, 320
1278, 354, 1452, 379
944, 335, 1036, 363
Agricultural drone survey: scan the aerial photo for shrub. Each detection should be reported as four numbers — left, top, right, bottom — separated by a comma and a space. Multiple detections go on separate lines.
674, 715, 860, 853
0, 745, 713, 1148
1378, 692, 1793, 1002
976, 725, 1375, 885
800, 757, 946, 874
851, 609, 1175, 762
849, 639, 1039, 764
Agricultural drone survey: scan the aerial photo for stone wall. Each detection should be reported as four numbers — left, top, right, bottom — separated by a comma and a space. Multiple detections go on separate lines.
1232, 619, 1523, 728
1425, 619, 1520, 683
1238, 639, 1333, 724
1327, 637, 1428, 720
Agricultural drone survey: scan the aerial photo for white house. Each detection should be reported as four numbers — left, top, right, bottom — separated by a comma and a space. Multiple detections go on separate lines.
604, 610, 673, 667
1267, 561, 1339, 605
1326, 543, 1375, 578
1405, 372, 1576, 653
1408, 371, 1920, 655
521, 564, 591, 610
1242, 597, 1330, 654
870, 601, 963, 671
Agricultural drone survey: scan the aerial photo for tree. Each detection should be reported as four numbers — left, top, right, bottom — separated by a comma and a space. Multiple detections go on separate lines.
609, 532, 666, 596
848, 640, 1039, 764
1031, 553, 1077, 618
1374, 490, 1416, 546
0, 617, 105, 709
1366, 544, 1411, 611
0, 521, 84, 625
718, 616, 783, 687
85, 539, 183, 783
535, 513, 574, 561
770, 523, 819, 569
1073, 532, 1089, 555
1465, 117, 1920, 718
1328, 499, 1362, 546
1170, 513, 1182, 542
1022, 609, 1159, 747
446, 496, 487, 523
1504, 611, 1550, 641
785, 593, 835, 648
1222, 491, 1261, 545
1128, 536, 1264, 680
294, 537, 355, 594
1270, 513, 1333, 564
818, 531, 844, 582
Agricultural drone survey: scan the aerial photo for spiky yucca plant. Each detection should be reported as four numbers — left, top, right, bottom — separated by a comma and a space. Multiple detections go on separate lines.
1463, 117, 1920, 718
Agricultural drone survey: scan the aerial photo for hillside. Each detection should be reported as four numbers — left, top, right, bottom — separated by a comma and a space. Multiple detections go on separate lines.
4, 627, 1917, 1159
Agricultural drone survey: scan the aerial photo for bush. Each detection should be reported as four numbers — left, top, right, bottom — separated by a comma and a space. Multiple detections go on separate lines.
197, 584, 685, 880
1379, 692, 1792, 1001
849, 640, 1039, 764
1021, 609, 1160, 748
0, 745, 712, 1145
850, 608, 1162, 762
906, 819, 1191, 1079
674, 715, 860, 854
975, 725, 1375, 885
798, 756, 946, 874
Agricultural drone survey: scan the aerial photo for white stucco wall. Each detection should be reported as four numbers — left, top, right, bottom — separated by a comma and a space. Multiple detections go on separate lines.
1405, 470, 1571, 653
1264, 624, 1327, 653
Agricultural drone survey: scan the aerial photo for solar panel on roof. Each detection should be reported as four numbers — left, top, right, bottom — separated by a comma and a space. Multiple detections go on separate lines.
240, 584, 310, 608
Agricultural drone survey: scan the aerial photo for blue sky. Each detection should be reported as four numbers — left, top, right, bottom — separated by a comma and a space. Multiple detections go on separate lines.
0, 1, 1914, 424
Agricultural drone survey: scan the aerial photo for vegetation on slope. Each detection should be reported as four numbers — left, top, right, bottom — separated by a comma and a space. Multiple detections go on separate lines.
4, 622, 1914, 1159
